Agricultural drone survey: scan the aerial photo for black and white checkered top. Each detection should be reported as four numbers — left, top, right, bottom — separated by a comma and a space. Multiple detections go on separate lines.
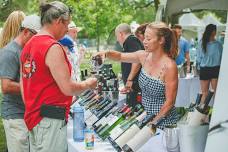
138, 68, 178, 129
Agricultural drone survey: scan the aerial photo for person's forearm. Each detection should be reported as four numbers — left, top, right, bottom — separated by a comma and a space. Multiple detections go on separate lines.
106, 50, 140, 64
106, 50, 121, 61
127, 63, 141, 81
2, 81, 21, 95
20, 79, 25, 102
20, 67, 25, 102
67, 80, 91, 96
152, 102, 174, 123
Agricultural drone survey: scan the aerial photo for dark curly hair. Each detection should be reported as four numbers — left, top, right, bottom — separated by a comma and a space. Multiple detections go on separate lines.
135, 23, 149, 37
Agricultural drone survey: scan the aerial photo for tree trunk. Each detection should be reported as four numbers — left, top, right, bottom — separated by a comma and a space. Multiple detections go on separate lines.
95, 0, 100, 52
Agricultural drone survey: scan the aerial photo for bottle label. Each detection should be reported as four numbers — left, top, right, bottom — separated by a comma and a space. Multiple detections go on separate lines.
109, 124, 124, 140
102, 114, 114, 125
136, 111, 147, 122
126, 126, 154, 151
85, 109, 93, 120
136, 93, 142, 103
115, 124, 140, 147
107, 115, 119, 126
85, 114, 98, 125
95, 116, 107, 127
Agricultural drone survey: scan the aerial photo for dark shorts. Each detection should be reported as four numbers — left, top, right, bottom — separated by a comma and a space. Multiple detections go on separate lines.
200, 66, 220, 80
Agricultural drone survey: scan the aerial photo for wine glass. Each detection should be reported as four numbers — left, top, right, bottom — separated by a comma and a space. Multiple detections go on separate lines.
90, 56, 105, 76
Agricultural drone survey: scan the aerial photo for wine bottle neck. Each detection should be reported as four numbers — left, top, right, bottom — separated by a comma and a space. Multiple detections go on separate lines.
196, 91, 214, 114
149, 117, 165, 134
202, 91, 214, 110
138, 114, 155, 129
195, 93, 202, 105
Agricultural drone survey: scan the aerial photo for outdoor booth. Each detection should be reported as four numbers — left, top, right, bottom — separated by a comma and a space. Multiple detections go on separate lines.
67, 0, 228, 152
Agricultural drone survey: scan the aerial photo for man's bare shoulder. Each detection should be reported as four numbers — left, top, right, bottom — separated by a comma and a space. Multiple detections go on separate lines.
48, 43, 62, 52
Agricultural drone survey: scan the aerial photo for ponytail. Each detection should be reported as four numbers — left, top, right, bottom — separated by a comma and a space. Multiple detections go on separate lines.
169, 29, 178, 59
147, 22, 178, 60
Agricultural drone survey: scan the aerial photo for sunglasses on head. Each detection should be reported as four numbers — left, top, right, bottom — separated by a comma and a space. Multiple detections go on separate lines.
28, 28, 37, 35
20, 27, 37, 35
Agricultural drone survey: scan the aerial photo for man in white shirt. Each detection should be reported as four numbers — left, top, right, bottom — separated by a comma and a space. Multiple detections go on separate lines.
67, 21, 85, 81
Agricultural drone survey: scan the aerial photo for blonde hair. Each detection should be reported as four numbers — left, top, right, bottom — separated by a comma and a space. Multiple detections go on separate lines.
0, 11, 25, 48
147, 22, 178, 59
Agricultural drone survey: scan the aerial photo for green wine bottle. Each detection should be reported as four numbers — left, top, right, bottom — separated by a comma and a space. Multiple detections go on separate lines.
98, 108, 132, 140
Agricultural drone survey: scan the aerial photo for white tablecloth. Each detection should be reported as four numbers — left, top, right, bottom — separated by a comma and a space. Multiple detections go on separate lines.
67, 119, 116, 152
67, 92, 169, 152
67, 119, 167, 152
175, 77, 200, 107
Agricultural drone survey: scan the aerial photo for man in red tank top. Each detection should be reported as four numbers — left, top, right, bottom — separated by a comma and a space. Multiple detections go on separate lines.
20, 1, 97, 152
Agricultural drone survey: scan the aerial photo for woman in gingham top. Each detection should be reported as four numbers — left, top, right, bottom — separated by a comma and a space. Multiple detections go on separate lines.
95, 22, 179, 128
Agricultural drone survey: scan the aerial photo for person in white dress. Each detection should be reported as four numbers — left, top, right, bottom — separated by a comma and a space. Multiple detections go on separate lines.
67, 21, 85, 81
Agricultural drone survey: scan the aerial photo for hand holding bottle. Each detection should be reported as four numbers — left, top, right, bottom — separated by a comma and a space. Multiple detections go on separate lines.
125, 80, 133, 92
119, 86, 131, 94
146, 116, 165, 138
91, 51, 106, 70
93, 51, 107, 61
85, 78, 97, 89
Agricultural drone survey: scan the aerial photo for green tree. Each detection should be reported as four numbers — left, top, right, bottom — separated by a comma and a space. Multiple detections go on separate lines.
0, 0, 156, 50
0, 0, 27, 25
67, 0, 132, 51
67, 0, 156, 51
0, 0, 41, 26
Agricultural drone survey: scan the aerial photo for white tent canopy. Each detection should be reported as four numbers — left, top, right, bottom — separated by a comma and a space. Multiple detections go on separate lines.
202, 14, 226, 32
178, 13, 205, 41
178, 13, 226, 40
202, 14, 225, 26
179, 13, 205, 28
165, 0, 228, 18
179, 13, 226, 29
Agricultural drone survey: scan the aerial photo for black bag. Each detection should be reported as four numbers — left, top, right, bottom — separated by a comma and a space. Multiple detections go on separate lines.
40, 104, 66, 120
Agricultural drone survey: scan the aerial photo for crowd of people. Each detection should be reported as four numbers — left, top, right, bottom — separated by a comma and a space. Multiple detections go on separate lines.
0, 0, 223, 152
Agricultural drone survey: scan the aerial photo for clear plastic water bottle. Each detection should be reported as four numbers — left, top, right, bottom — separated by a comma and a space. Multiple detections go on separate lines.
73, 106, 85, 142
